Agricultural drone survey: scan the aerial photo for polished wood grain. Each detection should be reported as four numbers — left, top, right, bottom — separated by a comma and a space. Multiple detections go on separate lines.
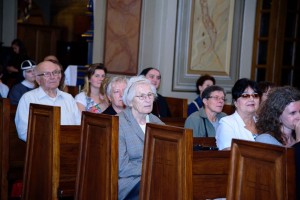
140, 123, 193, 199
0, 99, 26, 200
22, 104, 61, 200
227, 139, 296, 200
74, 112, 119, 200
165, 96, 188, 118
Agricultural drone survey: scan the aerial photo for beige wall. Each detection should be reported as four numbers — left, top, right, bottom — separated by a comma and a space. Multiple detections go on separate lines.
94, 0, 257, 103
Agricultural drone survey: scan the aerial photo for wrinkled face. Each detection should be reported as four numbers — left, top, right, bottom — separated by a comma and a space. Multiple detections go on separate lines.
203, 91, 225, 113
279, 101, 300, 131
89, 69, 105, 88
109, 81, 127, 108
12, 44, 19, 54
199, 80, 214, 95
24, 68, 36, 83
35, 61, 61, 91
130, 83, 154, 114
234, 86, 260, 114
145, 69, 161, 89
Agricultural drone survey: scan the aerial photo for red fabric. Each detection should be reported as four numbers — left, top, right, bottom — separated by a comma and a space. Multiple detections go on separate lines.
11, 180, 23, 197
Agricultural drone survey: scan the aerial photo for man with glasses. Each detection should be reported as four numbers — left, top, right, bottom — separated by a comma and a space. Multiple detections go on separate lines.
15, 60, 81, 141
184, 85, 227, 137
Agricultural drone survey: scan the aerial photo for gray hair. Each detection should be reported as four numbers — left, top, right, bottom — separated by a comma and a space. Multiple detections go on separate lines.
122, 76, 157, 106
106, 76, 128, 97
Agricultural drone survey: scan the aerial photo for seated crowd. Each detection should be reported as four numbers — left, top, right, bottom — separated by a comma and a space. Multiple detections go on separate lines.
1, 56, 300, 199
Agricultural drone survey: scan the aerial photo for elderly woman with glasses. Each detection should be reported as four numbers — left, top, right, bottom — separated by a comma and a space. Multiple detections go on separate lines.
118, 76, 164, 200
75, 63, 109, 113
184, 85, 227, 137
215, 78, 261, 150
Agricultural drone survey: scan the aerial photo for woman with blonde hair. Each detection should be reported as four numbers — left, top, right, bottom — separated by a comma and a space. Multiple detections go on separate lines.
75, 63, 109, 113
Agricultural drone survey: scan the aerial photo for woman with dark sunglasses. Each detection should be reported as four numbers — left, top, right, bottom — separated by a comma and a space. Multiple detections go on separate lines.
215, 78, 261, 150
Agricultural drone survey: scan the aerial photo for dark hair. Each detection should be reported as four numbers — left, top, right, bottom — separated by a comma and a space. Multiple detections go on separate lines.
82, 63, 107, 96
201, 85, 226, 100
196, 74, 216, 94
232, 78, 261, 102
87, 63, 107, 79
139, 67, 160, 76
11, 38, 27, 55
256, 86, 300, 144
258, 81, 275, 93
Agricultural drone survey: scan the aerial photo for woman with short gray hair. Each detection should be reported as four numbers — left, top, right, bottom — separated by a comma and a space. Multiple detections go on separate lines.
118, 76, 164, 200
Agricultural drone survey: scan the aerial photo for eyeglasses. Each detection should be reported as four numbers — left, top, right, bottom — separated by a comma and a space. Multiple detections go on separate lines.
240, 93, 259, 99
208, 96, 226, 101
135, 93, 155, 100
37, 70, 61, 77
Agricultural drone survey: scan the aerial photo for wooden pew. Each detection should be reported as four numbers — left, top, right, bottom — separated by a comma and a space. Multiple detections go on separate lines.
165, 96, 188, 118
192, 137, 230, 199
58, 125, 81, 198
0, 99, 26, 200
222, 104, 235, 115
74, 112, 118, 200
65, 86, 80, 97
160, 117, 186, 127
22, 104, 61, 199
22, 104, 82, 199
227, 139, 296, 199
140, 123, 193, 199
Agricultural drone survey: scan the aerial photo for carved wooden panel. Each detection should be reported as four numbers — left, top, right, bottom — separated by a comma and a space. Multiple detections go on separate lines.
140, 123, 193, 199
75, 112, 119, 200
227, 139, 296, 200
22, 104, 60, 200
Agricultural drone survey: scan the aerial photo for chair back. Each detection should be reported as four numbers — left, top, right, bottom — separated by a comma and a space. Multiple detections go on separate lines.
165, 96, 188, 118
22, 104, 60, 200
74, 112, 119, 200
140, 123, 193, 199
0, 99, 26, 200
227, 139, 296, 200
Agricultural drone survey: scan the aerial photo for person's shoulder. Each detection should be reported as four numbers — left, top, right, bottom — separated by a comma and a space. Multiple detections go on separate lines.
219, 112, 236, 123
75, 91, 86, 99
149, 113, 164, 124
59, 90, 76, 99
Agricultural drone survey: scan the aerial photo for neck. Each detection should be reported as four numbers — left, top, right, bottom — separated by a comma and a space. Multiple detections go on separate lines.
237, 110, 255, 124
42, 87, 57, 98
205, 108, 217, 122
112, 104, 125, 114
90, 86, 100, 96
131, 109, 147, 125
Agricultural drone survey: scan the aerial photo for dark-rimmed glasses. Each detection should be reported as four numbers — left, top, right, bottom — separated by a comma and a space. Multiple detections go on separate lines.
37, 70, 61, 77
240, 93, 259, 99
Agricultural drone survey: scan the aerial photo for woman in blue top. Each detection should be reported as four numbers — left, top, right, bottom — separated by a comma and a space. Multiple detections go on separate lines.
188, 74, 215, 116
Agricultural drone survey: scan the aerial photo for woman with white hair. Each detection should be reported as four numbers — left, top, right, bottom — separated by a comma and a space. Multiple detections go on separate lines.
118, 76, 164, 200
102, 76, 128, 115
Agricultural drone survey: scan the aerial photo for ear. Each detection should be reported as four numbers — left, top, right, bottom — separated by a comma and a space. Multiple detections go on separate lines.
203, 98, 208, 106
35, 77, 41, 85
198, 85, 203, 93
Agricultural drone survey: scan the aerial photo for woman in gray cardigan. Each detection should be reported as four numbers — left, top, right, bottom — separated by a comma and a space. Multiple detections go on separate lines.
184, 85, 227, 137
118, 76, 164, 200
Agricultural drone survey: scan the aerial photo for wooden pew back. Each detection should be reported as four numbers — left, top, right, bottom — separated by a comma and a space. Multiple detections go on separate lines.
165, 96, 188, 118
75, 112, 119, 200
227, 139, 296, 200
0, 99, 26, 200
140, 123, 193, 199
22, 104, 61, 200
192, 137, 230, 199
58, 125, 81, 198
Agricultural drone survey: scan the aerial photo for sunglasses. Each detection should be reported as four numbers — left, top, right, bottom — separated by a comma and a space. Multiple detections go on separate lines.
240, 93, 259, 99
